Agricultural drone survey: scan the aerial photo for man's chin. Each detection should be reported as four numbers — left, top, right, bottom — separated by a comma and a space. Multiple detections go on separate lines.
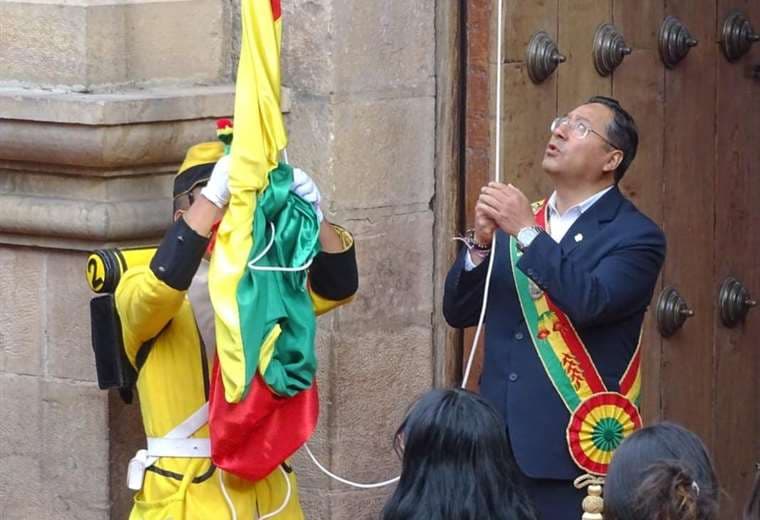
541, 156, 560, 175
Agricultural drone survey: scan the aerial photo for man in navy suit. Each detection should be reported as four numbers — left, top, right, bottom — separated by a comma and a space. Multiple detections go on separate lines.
444, 96, 666, 520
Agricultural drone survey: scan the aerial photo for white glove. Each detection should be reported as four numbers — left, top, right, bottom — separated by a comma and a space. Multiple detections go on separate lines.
291, 167, 323, 222
200, 154, 232, 208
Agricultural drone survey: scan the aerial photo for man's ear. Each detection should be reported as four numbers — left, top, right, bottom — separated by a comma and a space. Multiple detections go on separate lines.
602, 149, 623, 174
173, 209, 185, 222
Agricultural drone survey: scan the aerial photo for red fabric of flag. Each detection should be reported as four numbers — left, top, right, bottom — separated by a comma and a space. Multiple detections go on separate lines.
271, 0, 281, 21
208, 354, 318, 481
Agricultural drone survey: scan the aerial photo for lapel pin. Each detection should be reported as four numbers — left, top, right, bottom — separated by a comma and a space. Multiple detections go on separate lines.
574, 233, 584, 243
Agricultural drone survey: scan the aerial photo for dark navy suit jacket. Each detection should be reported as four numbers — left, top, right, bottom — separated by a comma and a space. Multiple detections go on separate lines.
443, 187, 666, 480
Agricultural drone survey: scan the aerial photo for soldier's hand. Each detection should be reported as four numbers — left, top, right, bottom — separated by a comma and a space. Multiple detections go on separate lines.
200, 154, 232, 208
291, 167, 323, 222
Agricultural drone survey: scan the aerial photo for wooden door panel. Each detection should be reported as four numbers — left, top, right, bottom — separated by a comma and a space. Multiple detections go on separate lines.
460, 0, 759, 513
464, 0, 494, 227
502, 63, 557, 201
503, 0, 558, 204
613, 0, 666, 425
660, 0, 717, 451
505, 0, 558, 63
557, 0, 612, 114
714, 0, 760, 515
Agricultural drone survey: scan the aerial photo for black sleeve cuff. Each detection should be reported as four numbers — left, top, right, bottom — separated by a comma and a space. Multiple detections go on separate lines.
458, 249, 490, 286
309, 242, 358, 301
150, 217, 209, 290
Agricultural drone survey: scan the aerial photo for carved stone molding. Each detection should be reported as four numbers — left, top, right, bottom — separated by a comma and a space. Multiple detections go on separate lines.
0, 85, 292, 250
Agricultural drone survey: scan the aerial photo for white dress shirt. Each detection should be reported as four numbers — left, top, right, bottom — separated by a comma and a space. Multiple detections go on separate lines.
464, 185, 614, 271
543, 185, 613, 242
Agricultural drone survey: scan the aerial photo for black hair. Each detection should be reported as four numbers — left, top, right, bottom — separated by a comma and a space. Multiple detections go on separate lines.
745, 469, 760, 520
172, 186, 204, 214
381, 388, 537, 520
605, 422, 719, 520
587, 95, 639, 183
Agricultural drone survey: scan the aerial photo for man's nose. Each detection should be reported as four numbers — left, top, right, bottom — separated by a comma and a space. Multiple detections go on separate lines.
552, 122, 568, 140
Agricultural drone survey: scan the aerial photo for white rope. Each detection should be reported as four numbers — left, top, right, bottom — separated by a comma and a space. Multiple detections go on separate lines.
219, 469, 239, 520
291, 0, 506, 490
303, 444, 401, 489
277, 146, 403, 490
212, 9, 509, 513
247, 221, 313, 272
461, 0, 504, 389
248, 222, 277, 266
460, 235, 497, 389
258, 465, 293, 520
219, 464, 292, 520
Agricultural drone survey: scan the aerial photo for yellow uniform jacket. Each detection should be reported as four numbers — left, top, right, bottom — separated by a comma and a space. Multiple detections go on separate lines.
116, 221, 357, 520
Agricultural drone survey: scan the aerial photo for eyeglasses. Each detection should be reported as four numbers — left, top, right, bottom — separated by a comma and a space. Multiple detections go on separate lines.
550, 116, 619, 150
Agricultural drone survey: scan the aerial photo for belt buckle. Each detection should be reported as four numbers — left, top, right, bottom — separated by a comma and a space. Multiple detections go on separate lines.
127, 449, 149, 490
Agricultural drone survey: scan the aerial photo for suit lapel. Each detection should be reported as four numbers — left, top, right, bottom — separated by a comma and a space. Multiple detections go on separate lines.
557, 186, 623, 255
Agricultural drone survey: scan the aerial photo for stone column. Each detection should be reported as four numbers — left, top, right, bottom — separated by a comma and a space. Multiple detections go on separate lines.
0, 0, 236, 517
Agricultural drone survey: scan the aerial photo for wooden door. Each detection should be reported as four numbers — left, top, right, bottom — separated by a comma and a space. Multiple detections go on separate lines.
713, 0, 760, 515
460, 0, 760, 515
658, 0, 717, 470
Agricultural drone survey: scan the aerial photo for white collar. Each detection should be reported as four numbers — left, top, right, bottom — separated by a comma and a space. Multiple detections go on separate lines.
547, 185, 614, 217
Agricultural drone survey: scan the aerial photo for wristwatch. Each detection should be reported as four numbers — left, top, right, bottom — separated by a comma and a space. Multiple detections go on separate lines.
516, 225, 542, 250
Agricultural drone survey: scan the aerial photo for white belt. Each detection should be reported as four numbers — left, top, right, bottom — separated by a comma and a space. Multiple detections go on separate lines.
146, 437, 210, 458
127, 403, 210, 490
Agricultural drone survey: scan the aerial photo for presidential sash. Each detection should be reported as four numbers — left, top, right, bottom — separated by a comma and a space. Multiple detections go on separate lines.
510, 200, 642, 476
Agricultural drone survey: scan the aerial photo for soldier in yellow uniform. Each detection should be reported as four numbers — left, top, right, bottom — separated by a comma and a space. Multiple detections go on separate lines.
116, 141, 357, 519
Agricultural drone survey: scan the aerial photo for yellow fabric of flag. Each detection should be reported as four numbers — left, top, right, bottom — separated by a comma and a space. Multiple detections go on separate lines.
209, 0, 287, 403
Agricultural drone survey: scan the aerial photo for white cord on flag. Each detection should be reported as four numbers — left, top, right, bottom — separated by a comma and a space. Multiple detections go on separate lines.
247, 221, 314, 272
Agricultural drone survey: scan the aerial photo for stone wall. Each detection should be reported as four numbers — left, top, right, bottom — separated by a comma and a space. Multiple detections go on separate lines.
280, 1, 438, 516
0, 1, 444, 519
0, 248, 110, 519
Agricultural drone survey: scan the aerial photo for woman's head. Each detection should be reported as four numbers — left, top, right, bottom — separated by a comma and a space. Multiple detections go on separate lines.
382, 388, 536, 520
744, 469, 760, 520
605, 422, 719, 520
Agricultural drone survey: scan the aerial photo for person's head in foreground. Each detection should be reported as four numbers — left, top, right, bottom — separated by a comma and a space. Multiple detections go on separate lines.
744, 468, 760, 520
605, 422, 719, 520
382, 388, 537, 520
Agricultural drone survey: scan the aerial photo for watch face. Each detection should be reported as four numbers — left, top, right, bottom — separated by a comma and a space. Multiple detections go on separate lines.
518, 227, 539, 248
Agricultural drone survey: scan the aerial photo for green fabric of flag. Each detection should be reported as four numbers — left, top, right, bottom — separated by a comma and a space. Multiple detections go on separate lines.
237, 162, 321, 398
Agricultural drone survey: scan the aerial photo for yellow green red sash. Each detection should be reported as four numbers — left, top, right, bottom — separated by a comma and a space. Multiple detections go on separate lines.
510, 200, 642, 475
